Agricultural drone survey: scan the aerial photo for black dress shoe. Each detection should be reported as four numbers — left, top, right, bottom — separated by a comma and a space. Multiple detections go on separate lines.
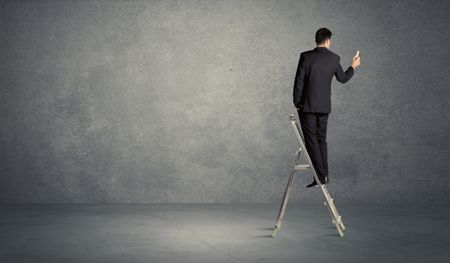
306, 179, 319, 188
306, 176, 329, 188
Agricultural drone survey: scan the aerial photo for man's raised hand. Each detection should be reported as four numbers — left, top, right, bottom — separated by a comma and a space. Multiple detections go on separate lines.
352, 50, 361, 69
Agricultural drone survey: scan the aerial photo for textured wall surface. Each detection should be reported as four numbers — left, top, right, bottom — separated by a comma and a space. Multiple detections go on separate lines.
1, 0, 449, 203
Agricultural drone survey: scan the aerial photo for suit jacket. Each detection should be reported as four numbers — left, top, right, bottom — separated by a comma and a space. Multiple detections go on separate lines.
293, 47, 354, 113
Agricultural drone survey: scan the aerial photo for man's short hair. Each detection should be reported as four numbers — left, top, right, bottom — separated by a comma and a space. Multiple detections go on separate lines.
315, 28, 332, 45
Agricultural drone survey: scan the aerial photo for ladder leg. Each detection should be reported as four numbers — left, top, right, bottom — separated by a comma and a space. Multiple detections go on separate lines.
320, 187, 343, 236
323, 194, 344, 237
277, 171, 295, 225
322, 186, 345, 230
321, 186, 344, 226
272, 150, 300, 238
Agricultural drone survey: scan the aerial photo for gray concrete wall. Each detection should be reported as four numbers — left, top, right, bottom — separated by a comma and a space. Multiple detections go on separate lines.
1, 0, 449, 203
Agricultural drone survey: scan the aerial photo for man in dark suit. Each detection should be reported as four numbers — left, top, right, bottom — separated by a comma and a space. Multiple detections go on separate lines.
293, 28, 361, 187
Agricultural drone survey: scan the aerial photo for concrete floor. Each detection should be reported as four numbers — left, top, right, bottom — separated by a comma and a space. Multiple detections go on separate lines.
0, 203, 449, 263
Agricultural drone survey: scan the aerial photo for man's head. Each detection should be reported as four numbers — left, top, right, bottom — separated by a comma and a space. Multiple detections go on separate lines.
315, 28, 332, 48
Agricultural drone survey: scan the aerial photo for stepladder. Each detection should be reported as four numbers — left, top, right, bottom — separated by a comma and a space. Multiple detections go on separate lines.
272, 113, 346, 237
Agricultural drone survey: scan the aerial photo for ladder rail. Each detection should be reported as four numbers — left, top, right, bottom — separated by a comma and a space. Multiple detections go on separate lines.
274, 150, 301, 229
322, 185, 346, 230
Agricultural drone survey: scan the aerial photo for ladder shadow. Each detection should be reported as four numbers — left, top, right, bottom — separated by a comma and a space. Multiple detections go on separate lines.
321, 232, 342, 238
253, 234, 274, 238
256, 227, 273, 231
253, 226, 276, 238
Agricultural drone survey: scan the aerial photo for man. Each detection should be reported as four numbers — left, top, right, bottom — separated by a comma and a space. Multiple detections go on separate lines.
293, 28, 361, 188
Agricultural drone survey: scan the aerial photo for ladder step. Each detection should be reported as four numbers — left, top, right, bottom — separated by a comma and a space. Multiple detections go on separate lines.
293, 164, 311, 170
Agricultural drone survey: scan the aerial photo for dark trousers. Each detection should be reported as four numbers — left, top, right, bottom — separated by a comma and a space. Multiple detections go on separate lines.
297, 110, 329, 180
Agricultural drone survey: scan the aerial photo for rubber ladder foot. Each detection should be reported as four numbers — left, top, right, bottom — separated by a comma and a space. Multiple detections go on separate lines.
272, 225, 279, 238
